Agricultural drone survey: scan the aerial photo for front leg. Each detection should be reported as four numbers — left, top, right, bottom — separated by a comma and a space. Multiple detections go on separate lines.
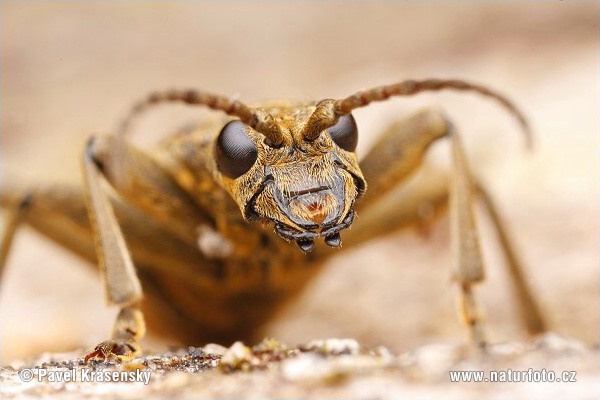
340, 109, 546, 346
81, 134, 210, 362
448, 128, 487, 345
82, 137, 146, 362
354, 108, 449, 211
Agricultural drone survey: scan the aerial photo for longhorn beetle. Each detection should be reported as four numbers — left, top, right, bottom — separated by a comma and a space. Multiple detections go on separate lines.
1, 79, 547, 363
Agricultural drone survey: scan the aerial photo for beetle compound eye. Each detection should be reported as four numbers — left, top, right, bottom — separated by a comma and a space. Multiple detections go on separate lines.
328, 114, 358, 152
216, 120, 258, 178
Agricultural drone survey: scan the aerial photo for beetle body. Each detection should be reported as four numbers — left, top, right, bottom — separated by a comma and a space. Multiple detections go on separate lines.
0, 80, 547, 361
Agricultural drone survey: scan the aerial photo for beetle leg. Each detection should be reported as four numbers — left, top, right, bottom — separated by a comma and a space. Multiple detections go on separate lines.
354, 108, 450, 211
0, 182, 226, 285
448, 129, 488, 346
328, 109, 546, 345
0, 192, 33, 276
474, 182, 547, 335
339, 166, 450, 249
82, 138, 146, 362
86, 135, 211, 248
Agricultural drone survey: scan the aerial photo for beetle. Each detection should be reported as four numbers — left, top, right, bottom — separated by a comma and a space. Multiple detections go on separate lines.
1, 79, 547, 363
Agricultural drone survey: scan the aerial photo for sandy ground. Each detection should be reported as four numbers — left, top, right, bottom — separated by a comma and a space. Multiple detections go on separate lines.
1, 3, 598, 392
2, 335, 599, 399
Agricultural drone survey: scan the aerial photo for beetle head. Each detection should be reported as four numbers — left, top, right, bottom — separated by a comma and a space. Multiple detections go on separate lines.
214, 102, 366, 252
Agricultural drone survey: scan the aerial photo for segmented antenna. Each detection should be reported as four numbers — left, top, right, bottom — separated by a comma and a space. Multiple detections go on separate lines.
303, 79, 532, 148
117, 89, 285, 146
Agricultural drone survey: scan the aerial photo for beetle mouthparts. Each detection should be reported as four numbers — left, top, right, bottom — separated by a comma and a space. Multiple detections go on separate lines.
296, 239, 315, 253
294, 232, 341, 253
324, 232, 341, 248
274, 210, 354, 253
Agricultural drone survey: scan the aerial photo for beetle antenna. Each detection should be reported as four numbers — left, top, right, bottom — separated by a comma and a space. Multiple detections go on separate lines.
117, 89, 285, 146
303, 79, 532, 148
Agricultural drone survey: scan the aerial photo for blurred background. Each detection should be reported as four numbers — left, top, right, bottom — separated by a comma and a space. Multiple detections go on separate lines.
1, 2, 597, 363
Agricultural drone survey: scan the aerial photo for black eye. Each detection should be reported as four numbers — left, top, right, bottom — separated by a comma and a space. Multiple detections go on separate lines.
328, 114, 358, 152
215, 120, 258, 178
